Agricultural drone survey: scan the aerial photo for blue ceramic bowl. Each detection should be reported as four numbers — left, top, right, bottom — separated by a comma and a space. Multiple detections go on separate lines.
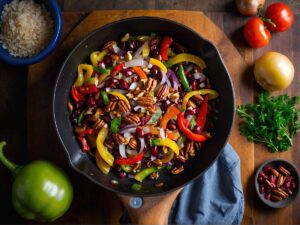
0, 0, 62, 66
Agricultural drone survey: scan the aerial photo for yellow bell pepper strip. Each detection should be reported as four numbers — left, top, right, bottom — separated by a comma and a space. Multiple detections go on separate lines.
95, 151, 110, 174
132, 67, 148, 81
161, 148, 174, 163
149, 58, 167, 73
160, 105, 181, 129
142, 42, 150, 57
90, 50, 108, 67
96, 125, 114, 167
107, 91, 130, 104
78, 64, 94, 83
182, 89, 219, 111
98, 73, 110, 85
153, 138, 179, 155
165, 53, 207, 70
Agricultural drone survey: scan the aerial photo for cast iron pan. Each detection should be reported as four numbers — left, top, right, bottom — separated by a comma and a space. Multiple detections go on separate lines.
53, 17, 235, 197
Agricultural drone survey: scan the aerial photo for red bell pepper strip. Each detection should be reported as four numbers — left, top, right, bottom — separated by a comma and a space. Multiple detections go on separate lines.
115, 152, 144, 165
78, 84, 98, 94
177, 113, 207, 142
78, 136, 90, 152
110, 63, 125, 76
71, 86, 84, 102
196, 95, 208, 132
78, 128, 95, 136
160, 36, 173, 61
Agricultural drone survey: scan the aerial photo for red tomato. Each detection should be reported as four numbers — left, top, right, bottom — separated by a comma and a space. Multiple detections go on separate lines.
243, 17, 271, 48
265, 2, 294, 32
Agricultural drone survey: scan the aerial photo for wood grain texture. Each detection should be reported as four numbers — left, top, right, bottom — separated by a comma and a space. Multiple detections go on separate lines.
27, 10, 251, 224
61, 0, 300, 14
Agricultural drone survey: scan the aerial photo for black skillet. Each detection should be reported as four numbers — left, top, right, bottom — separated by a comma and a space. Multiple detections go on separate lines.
53, 16, 235, 220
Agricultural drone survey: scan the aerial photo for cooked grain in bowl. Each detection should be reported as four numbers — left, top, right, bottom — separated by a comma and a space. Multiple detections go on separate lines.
0, 0, 54, 57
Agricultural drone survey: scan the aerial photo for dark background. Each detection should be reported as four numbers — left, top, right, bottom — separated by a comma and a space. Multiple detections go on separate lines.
0, 0, 299, 224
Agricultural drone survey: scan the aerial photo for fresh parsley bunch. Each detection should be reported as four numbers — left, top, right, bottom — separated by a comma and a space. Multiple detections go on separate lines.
236, 92, 300, 152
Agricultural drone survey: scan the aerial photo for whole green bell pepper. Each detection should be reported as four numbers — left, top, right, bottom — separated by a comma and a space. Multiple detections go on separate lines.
0, 141, 73, 222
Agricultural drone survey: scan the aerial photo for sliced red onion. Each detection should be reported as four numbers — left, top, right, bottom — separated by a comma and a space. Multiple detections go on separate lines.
193, 72, 207, 81
133, 105, 146, 112
160, 69, 168, 85
139, 137, 145, 153
185, 64, 194, 74
186, 114, 194, 123
160, 128, 166, 139
112, 44, 123, 55
97, 82, 106, 89
119, 144, 127, 158
125, 58, 148, 68
167, 69, 179, 91
129, 82, 138, 90
120, 127, 137, 134
123, 132, 131, 138
133, 41, 148, 59
166, 78, 172, 87
121, 111, 130, 118
126, 149, 138, 155
123, 122, 141, 129
150, 155, 157, 161
142, 126, 150, 134
128, 174, 135, 178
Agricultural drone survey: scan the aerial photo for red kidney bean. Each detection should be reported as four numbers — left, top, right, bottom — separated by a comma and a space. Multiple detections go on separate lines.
186, 72, 193, 79
103, 115, 112, 124
265, 193, 271, 200
118, 172, 126, 178
285, 181, 291, 189
150, 65, 159, 76
161, 100, 171, 111
194, 126, 202, 134
260, 171, 268, 179
258, 176, 264, 183
123, 68, 133, 77
144, 133, 152, 145
140, 116, 151, 126
191, 79, 198, 91
126, 40, 137, 51
167, 121, 177, 130
109, 79, 119, 88
259, 185, 265, 194
136, 127, 144, 137
120, 79, 129, 90
187, 108, 197, 115
87, 96, 96, 107
103, 55, 112, 67
151, 146, 158, 157
263, 165, 272, 173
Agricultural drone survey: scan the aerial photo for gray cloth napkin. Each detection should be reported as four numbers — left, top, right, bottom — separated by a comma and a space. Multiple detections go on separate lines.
121, 143, 244, 225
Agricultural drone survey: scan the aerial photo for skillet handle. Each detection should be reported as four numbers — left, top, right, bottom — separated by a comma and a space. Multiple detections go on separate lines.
118, 188, 182, 225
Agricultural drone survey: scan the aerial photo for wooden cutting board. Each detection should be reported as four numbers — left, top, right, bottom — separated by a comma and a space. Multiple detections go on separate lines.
27, 10, 253, 224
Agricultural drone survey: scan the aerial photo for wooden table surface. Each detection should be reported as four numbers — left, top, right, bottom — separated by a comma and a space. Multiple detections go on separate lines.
0, 1, 300, 224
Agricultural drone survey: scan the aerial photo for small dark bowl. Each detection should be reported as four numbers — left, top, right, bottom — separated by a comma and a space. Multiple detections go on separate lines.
0, 0, 62, 66
255, 159, 300, 208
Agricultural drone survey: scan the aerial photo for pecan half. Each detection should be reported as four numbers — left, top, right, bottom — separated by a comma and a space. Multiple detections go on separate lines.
150, 171, 159, 180
152, 159, 163, 167
112, 133, 127, 145
176, 155, 187, 163
194, 142, 202, 151
137, 96, 156, 107
146, 105, 157, 114
92, 108, 104, 121
118, 100, 131, 113
93, 119, 106, 133
105, 101, 117, 112
128, 137, 139, 150
156, 84, 169, 101
145, 78, 157, 93
171, 166, 184, 175
168, 91, 179, 103
102, 41, 117, 52
124, 113, 140, 124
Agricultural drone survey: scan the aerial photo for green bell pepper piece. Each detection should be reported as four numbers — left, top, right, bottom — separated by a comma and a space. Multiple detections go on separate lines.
110, 117, 122, 133
178, 64, 191, 92
0, 141, 73, 222
101, 90, 109, 105
134, 166, 158, 182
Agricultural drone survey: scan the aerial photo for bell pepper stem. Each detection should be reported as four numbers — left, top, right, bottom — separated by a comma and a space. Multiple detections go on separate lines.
0, 141, 22, 177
